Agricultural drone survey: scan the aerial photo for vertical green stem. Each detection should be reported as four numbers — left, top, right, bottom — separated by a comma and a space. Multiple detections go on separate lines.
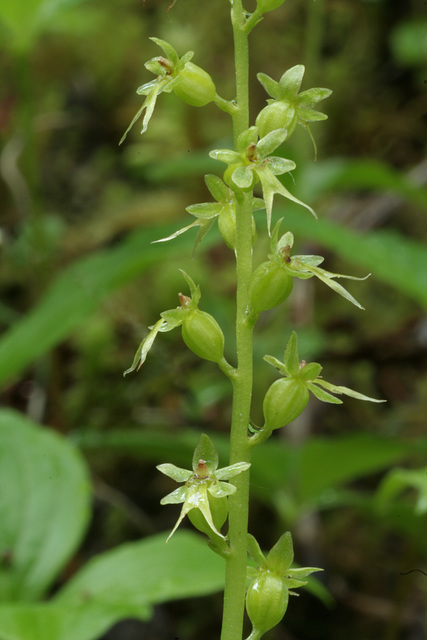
220, 3, 254, 640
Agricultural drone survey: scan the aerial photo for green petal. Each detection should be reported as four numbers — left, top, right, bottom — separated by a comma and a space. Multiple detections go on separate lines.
305, 265, 365, 309
307, 382, 342, 404
313, 379, 386, 403
299, 361, 322, 381
232, 165, 254, 189
208, 482, 236, 498
123, 318, 167, 376
157, 463, 193, 482
160, 485, 190, 505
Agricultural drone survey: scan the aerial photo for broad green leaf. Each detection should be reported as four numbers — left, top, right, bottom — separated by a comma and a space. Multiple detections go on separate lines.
280, 209, 427, 309
55, 531, 224, 608
0, 0, 90, 52
0, 224, 209, 389
0, 409, 91, 602
0, 601, 149, 640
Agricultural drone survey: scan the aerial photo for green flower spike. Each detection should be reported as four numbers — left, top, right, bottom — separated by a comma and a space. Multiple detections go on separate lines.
261, 331, 385, 432
256, 65, 332, 156
120, 38, 216, 143
269, 221, 370, 310
245, 532, 322, 638
210, 126, 315, 235
153, 174, 264, 252
157, 434, 250, 542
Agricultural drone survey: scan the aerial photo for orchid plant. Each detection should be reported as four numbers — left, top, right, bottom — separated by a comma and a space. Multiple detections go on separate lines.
121, 1, 384, 638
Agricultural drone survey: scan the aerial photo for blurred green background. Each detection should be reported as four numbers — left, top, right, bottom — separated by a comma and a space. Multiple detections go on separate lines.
1, 0, 427, 639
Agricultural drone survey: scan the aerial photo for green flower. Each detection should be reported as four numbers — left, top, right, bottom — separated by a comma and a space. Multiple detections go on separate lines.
210, 126, 315, 235
153, 174, 264, 253
261, 331, 385, 432
246, 532, 321, 636
120, 38, 216, 143
267, 221, 370, 309
123, 271, 229, 375
157, 434, 250, 542
256, 65, 332, 153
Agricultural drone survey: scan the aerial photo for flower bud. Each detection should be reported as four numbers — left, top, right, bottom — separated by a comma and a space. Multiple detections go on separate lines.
173, 62, 216, 107
218, 204, 256, 250
248, 260, 293, 314
188, 493, 228, 537
181, 309, 225, 362
256, 101, 297, 139
256, 0, 287, 13
263, 378, 309, 430
246, 572, 289, 634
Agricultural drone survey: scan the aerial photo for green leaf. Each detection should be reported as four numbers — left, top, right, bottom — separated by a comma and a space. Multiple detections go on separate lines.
0, 224, 207, 390
0, 409, 91, 602
0, 0, 90, 52
55, 531, 224, 607
0, 601, 149, 640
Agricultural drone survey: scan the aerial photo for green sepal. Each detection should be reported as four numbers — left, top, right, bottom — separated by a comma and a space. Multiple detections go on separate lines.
283, 331, 300, 376
192, 433, 218, 473
215, 461, 251, 480
149, 37, 180, 67
256, 127, 288, 157
231, 165, 255, 189
237, 126, 259, 151
263, 354, 289, 377
179, 269, 200, 304
205, 174, 230, 202
287, 566, 323, 579
247, 534, 267, 569
267, 531, 294, 574
186, 202, 223, 219
209, 149, 241, 164
157, 464, 193, 483
279, 65, 305, 100
257, 72, 280, 99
